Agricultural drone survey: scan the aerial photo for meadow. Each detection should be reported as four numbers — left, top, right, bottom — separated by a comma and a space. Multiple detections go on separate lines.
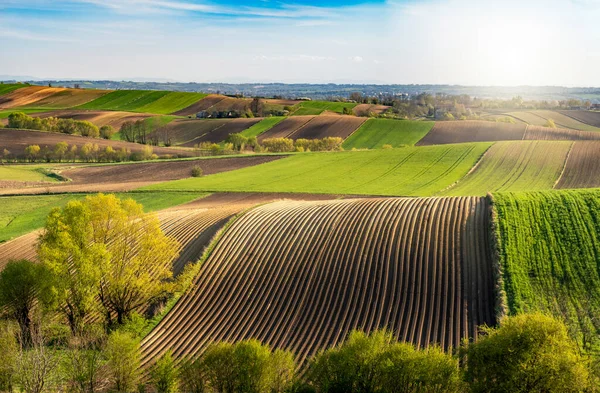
134, 92, 208, 114
144, 143, 490, 196
240, 116, 285, 138
0, 84, 26, 96
342, 119, 435, 149
291, 100, 357, 115
0, 191, 204, 242
76, 90, 170, 112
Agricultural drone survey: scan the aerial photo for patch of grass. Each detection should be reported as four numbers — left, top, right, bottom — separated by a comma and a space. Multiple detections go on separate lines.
135, 92, 207, 114
342, 119, 435, 149
493, 189, 600, 351
0, 108, 47, 119
291, 101, 357, 115
443, 141, 571, 196
240, 117, 285, 138
143, 143, 490, 196
0, 191, 205, 243
0, 84, 27, 96
76, 90, 169, 112
0, 165, 63, 182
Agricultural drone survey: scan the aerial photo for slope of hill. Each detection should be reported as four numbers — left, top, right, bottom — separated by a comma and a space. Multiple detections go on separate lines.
343, 119, 435, 149
22, 88, 110, 109
76, 90, 170, 111
555, 142, 600, 189
140, 197, 495, 366
416, 121, 527, 145
144, 143, 490, 196
493, 189, 600, 350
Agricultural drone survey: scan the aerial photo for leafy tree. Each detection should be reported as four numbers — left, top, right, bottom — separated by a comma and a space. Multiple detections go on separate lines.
53, 142, 69, 162
226, 133, 248, 151
150, 351, 179, 393
57, 118, 77, 134
7, 112, 30, 129
179, 356, 207, 393
15, 325, 59, 393
120, 121, 135, 142
544, 118, 557, 128
76, 121, 99, 138
99, 125, 116, 140
105, 331, 140, 393
462, 313, 593, 393
0, 322, 18, 393
0, 260, 54, 345
62, 331, 107, 393
24, 145, 40, 162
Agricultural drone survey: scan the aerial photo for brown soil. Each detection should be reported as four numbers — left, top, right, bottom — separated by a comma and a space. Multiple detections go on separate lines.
523, 126, 600, 141
257, 116, 315, 142
416, 121, 527, 145
172, 95, 227, 116
180, 118, 260, 147
289, 116, 367, 140
0, 129, 197, 159
555, 142, 600, 189
31, 110, 154, 129
0, 86, 67, 109
139, 197, 494, 367
558, 110, 600, 128
23, 89, 110, 108
264, 99, 302, 106
352, 104, 389, 116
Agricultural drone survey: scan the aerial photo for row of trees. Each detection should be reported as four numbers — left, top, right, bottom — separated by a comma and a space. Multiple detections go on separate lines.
6, 112, 115, 139
0, 313, 593, 393
0, 143, 157, 163
195, 135, 344, 156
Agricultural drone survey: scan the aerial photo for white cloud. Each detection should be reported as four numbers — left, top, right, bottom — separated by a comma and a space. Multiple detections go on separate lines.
350, 56, 364, 63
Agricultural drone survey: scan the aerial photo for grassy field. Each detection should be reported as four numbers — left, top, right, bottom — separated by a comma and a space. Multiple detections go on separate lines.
342, 119, 435, 149
135, 92, 207, 114
443, 141, 571, 196
144, 143, 490, 196
240, 117, 285, 138
77, 90, 169, 111
493, 189, 600, 351
291, 101, 357, 115
0, 165, 65, 182
0, 84, 27, 96
0, 191, 205, 243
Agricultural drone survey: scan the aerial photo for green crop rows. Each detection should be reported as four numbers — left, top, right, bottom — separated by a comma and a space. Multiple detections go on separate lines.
291, 101, 357, 115
241, 117, 285, 138
343, 119, 434, 149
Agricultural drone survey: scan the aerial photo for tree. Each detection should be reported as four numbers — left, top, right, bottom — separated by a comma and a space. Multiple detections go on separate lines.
0, 260, 54, 346
105, 331, 140, 393
24, 145, 40, 162
150, 351, 179, 393
544, 118, 557, 128
58, 118, 77, 135
0, 322, 18, 393
15, 325, 59, 393
226, 133, 248, 151
53, 142, 69, 163
99, 125, 116, 140
7, 112, 30, 129
62, 331, 107, 393
120, 121, 135, 143
462, 313, 593, 393
179, 356, 207, 393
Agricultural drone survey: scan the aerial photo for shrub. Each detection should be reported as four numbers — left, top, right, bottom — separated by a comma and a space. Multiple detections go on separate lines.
105, 331, 141, 393
76, 121, 100, 138
191, 166, 204, 177
179, 356, 207, 393
382, 144, 393, 149
462, 313, 593, 393
150, 351, 179, 393
227, 133, 248, 151
544, 118, 557, 128
0, 322, 18, 393
99, 125, 116, 139
261, 138, 295, 153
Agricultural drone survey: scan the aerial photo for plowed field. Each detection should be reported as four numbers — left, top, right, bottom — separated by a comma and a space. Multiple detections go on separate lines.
32, 110, 154, 129
162, 118, 260, 147
140, 197, 495, 366
22, 89, 110, 108
257, 116, 315, 141
172, 95, 226, 116
555, 142, 600, 189
416, 121, 527, 145
0, 86, 67, 109
558, 110, 600, 128
288, 116, 366, 140
523, 126, 600, 141
443, 141, 571, 196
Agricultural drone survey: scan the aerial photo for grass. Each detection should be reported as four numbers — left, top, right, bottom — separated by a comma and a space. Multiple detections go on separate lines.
443, 141, 571, 196
135, 92, 207, 114
240, 117, 285, 138
342, 119, 435, 149
0, 165, 65, 182
143, 143, 490, 197
76, 90, 170, 112
0, 191, 205, 243
493, 189, 600, 351
291, 101, 357, 116
0, 108, 47, 119
0, 84, 27, 96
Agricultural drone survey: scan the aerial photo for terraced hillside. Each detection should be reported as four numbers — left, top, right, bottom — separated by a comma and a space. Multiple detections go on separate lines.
145, 143, 490, 196
343, 119, 435, 149
443, 141, 571, 196
141, 197, 495, 366
493, 190, 600, 350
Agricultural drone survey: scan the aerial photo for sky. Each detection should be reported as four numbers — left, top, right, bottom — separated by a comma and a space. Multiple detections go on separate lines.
1, 0, 599, 86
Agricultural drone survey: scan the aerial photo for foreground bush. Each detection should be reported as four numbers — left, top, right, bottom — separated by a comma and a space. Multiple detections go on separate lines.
308, 330, 462, 393
462, 313, 593, 393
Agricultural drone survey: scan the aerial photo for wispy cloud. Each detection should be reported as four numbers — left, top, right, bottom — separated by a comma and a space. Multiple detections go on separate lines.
0, 27, 79, 42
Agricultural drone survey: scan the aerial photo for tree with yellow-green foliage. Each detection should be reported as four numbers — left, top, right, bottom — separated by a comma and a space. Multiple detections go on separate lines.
38, 194, 179, 333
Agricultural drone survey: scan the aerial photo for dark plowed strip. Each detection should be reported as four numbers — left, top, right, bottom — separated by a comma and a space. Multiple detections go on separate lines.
290, 116, 367, 140
416, 121, 527, 145
140, 197, 495, 368
257, 116, 315, 142
180, 118, 261, 146
558, 110, 600, 128
523, 126, 600, 141
172, 95, 227, 116
555, 142, 600, 189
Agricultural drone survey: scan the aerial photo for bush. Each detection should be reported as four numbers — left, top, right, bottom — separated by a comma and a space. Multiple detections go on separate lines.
382, 144, 393, 149
227, 133, 248, 151
76, 121, 99, 138
105, 331, 141, 393
150, 351, 179, 393
191, 166, 204, 177
0, 322, 18, 393
99, 125, 116, 139
261, 138, 295, 153
462, 313, 593, 393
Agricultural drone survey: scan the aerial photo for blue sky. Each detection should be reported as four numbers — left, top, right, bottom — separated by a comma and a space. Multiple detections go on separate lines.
1, 0, 599, 86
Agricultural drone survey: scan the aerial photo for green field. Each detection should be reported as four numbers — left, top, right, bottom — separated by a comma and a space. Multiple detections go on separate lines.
0, 191, 205, 243
493, 189, 600, 351
0, 108, 47, 119
0, 84, 27, 96
342, 119, 435, 149
76, 90, 170, 112
291, 101, 357, 115
240, 117, 285, 138
443, 141, 571, 196
135, 92, 207, 114
0, 165, 63, 182
144, 143, 490, 196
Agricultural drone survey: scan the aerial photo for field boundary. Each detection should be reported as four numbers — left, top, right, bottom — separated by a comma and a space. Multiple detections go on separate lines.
552, 141, 575, 188
436, 143, 493, 194
487, 193, 508, 322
